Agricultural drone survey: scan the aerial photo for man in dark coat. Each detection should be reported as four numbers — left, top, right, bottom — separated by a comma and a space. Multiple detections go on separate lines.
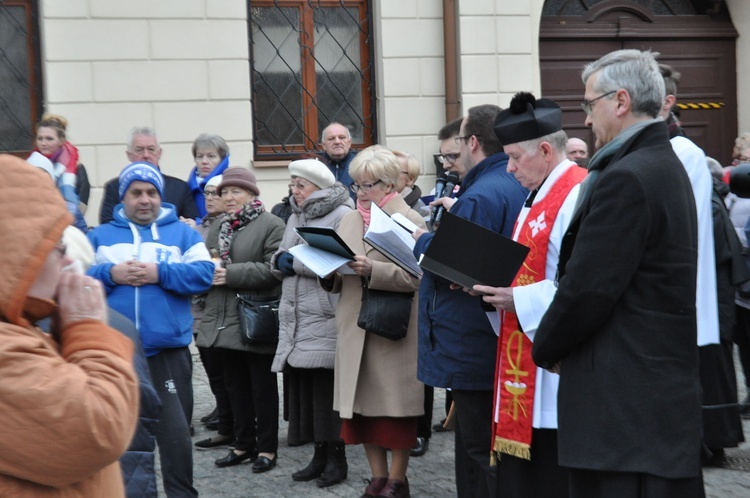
320, 122, 357, 199
99, 126, 199, 224
532, 49, 704, 497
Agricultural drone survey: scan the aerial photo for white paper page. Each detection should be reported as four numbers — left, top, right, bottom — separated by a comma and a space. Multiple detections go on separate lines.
486, 311, 501, 336
289, 244, 355, 278
391, 212, 419, 234
369, 204, 415, 249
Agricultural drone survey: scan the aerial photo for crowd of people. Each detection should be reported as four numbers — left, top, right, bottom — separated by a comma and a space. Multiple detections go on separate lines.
3, 47, 749, 498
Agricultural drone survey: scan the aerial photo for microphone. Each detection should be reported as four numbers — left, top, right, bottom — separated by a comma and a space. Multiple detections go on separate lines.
429, 173, 449, 226
433, 172, 459, 226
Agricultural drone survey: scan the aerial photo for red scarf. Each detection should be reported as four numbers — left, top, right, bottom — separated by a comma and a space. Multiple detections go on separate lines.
37, 141, 79, 175
492, 165, 587, 462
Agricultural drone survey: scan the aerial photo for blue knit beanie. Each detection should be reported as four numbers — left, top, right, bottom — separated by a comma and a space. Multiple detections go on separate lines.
119, 162, 164, 200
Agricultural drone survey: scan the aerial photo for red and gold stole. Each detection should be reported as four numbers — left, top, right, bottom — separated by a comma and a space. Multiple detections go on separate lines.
491, 165, 587, 462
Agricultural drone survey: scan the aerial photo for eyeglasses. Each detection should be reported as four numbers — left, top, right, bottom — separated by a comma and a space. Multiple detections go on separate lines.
288, 180, 314, 191
454, 135, 479, 145
436, 153, 460, 164
204, 190, 221, 199
581, 90, 617, 115
349, 180, 382, 193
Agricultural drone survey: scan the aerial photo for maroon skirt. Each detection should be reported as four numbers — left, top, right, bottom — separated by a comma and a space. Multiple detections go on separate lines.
340, 414, 417, 449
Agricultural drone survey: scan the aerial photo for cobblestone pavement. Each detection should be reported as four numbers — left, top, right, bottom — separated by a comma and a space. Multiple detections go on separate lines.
154, 348, 750, 497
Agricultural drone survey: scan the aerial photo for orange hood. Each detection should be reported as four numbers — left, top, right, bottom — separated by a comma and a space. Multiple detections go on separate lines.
0, 154, 72, 327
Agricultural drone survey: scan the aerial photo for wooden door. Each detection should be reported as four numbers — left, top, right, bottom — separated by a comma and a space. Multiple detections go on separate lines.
540, 0, 737, 165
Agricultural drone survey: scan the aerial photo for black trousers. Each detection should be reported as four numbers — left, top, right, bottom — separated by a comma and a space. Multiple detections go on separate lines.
734, 304, 750, 389
198, 346, 234, 435
416, 385, 434, 439
453, 389, 496, 498
495, 428, 569, 498
220, 348, 279, 453
147, 347, 197, 497
568, 468, 705, 498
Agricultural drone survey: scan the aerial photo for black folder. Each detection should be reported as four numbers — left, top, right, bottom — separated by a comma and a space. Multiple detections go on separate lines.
294, 226, 355, 260
419, 211, 530, 288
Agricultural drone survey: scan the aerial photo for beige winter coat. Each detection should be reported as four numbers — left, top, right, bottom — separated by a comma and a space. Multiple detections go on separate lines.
329, 195, 425, 419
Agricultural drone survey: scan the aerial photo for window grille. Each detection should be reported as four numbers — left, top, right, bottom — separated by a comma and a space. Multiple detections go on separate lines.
249, 0, 376, 158
0, 0, 42, 156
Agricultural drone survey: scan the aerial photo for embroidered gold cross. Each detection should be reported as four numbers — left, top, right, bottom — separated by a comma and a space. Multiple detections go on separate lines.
504, 329, 528, 420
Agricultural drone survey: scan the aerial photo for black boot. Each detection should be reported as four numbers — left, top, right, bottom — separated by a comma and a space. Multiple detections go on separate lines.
316, 440, 348, 488
292, 442, 327, 481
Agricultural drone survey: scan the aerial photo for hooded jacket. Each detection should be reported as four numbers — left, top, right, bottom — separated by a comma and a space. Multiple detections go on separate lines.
0, 155, 139, 497
87, 203, 214, 357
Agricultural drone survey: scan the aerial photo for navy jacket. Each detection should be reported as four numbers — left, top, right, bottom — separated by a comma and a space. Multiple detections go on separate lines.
322, 150, 356, 200
414, 152, 527, 390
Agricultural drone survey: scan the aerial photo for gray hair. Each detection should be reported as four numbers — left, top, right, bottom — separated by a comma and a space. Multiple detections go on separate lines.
192, 133, 229, 159
320, 122, 352, 143
706, 157, 723, 181
582, 49, 665, 118
127, 126, 160, 150
517, 129, 569, 157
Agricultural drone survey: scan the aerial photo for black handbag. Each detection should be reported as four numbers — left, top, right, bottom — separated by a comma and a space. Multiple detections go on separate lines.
356, 278, 413, 341
236, 294, 280, 345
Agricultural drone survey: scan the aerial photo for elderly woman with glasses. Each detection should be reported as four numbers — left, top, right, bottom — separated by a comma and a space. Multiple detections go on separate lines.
270, 158, 354, 488
321, 146, 426, 498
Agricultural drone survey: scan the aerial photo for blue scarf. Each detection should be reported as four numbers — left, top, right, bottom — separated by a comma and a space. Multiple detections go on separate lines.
187, 154, 230, 220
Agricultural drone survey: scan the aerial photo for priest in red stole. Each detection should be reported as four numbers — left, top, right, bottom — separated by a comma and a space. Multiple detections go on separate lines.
472, 93, 587, 498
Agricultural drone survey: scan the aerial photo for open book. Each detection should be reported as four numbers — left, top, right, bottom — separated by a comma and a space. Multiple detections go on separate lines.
363, 204, 422, 278
289, 227, 356, 278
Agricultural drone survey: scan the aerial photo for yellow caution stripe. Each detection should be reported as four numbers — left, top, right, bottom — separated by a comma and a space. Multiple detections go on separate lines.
676, 102, 725, 110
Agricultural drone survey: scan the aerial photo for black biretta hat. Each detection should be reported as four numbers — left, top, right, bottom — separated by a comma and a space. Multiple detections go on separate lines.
494, 92, 562, 145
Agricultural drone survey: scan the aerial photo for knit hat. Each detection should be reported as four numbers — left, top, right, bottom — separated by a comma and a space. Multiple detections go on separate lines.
118, 162, 164, 200
288, 158, 335, 188
218, 167, 260, 196
494, 92, 562, 145
205, 174, 223, 191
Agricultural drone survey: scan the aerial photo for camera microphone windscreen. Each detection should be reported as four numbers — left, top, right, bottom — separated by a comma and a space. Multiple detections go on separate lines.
430, 173, 449, 225
730, 164, 750, 198
434, 172, 459, 226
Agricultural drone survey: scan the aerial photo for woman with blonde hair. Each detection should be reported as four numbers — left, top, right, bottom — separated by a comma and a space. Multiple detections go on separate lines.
323, 146, 425, 498
27, 113, 89, 231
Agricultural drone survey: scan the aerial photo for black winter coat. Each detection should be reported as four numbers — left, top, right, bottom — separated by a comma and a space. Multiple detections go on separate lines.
533, 121, 702, 479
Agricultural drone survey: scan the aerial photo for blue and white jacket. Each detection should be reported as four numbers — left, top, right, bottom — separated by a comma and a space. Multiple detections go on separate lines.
87, 203, 214, 357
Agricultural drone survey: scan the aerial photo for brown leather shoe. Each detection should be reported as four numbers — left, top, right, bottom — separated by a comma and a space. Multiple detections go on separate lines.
360, 477, 388, 498
376, 478, 410, 498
